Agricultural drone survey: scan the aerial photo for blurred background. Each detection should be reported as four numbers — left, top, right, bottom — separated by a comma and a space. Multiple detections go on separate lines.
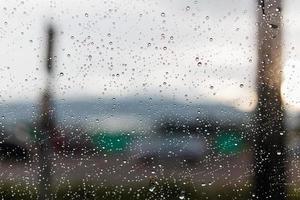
0, 0, 300, 199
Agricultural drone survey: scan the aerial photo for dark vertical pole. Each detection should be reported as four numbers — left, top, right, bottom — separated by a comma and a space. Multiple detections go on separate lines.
253, 0, 287, 199
38, 25, 56, 200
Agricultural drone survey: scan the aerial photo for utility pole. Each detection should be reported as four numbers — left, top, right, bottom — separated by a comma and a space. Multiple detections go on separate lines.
253, 0, 287, 199
38, 24, 56, 200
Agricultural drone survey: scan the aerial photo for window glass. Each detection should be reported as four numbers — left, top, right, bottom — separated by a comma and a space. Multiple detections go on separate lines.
0, 0, 299, 199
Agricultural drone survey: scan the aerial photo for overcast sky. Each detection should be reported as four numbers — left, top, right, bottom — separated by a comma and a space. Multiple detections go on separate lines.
0, 0, 300, 111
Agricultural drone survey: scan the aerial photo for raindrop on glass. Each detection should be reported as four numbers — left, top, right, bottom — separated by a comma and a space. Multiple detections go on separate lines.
179, 191, 185, 199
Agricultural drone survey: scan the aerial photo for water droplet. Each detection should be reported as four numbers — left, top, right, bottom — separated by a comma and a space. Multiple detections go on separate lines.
185, 6, 190, 11
59, 72, 64, 77
205, 16, 209, 20
85, 13, 89, 17
149, 186, 155, 192
179, 191, 185, 199
161, 12, 165, 17
240, 84, 244, 88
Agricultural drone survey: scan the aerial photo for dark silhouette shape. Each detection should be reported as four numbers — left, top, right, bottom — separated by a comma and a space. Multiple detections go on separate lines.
253, 0, 287, 199
0, 143, 28, 161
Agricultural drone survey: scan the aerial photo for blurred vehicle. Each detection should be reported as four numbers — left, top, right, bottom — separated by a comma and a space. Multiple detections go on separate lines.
0, 123, 30, 161
88, 114, 149, 154
53, 124, 95, 155
131, 135, 208, 165
90, 130, 133, 154
3, 122, 96, 158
